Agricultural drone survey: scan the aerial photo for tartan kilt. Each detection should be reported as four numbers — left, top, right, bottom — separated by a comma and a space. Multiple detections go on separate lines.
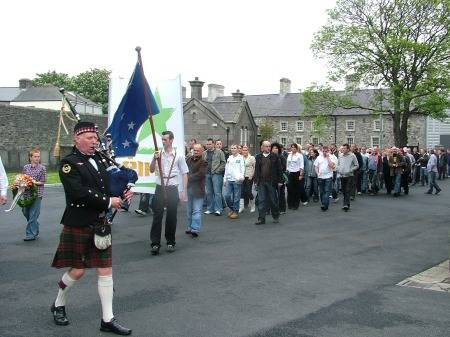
51, 226, 112, 269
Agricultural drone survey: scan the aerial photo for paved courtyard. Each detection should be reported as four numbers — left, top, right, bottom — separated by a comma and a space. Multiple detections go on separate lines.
0, 182, 449, 337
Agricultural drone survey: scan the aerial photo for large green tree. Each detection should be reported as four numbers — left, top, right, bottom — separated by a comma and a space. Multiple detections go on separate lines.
32, 68, 111, 114
308, 0, 450, 146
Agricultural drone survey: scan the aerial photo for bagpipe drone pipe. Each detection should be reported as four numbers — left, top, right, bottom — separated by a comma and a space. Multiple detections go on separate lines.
59, 88, 138, 198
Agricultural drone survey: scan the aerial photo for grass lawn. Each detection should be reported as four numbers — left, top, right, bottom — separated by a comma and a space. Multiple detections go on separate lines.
6, 170, 61, 185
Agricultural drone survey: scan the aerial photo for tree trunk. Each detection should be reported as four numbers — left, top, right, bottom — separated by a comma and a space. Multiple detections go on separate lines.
393, 111, 409, 147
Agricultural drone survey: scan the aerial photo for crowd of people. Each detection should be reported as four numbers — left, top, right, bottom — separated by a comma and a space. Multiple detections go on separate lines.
134, 137, 449, 236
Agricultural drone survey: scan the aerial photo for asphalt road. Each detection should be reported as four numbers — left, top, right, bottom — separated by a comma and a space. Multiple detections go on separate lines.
0, 182, 449, 337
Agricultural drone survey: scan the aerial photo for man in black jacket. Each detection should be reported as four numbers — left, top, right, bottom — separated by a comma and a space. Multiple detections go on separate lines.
254, 141, 283, 225
51, 122, 132, 335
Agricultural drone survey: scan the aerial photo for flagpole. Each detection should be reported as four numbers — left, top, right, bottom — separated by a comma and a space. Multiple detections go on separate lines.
135, 46, 165, 195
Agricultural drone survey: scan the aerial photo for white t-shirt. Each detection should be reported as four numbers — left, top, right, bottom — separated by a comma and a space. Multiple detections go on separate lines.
314, 155, 334, 179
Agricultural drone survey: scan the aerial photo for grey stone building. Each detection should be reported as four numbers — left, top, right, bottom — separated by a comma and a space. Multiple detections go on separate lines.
244, 78, 426, 149
183, 78, 258, 153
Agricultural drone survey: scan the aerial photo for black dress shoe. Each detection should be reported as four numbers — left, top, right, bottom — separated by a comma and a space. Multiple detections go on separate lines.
185, 229, 192, 235
255, 219, 265, 225
191, 232, 199, 238
51, 303, 69, 326
435, 190, 441, 195
100, 318, 132, 335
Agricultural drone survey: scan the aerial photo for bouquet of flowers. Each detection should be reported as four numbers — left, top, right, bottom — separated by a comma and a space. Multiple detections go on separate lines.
4, 174, 37, 212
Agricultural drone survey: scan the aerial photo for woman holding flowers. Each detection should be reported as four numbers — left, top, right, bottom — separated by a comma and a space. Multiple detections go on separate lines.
21, 148, 46, 241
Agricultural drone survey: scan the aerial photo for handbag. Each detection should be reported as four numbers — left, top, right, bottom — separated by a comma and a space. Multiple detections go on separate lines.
93, 219, 112, 250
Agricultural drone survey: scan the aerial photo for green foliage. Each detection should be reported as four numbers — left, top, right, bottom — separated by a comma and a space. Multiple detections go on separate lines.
32, 71, 73, 89
32, 68, 111, 114
310, 0, 450, 146
258, 121, 275, 141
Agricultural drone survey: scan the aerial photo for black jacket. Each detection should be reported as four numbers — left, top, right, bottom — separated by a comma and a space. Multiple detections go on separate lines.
59, 147, 111, 227
254, 152, 283, 185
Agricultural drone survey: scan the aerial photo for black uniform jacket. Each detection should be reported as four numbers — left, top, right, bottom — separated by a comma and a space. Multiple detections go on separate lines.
59, 147, 111, 227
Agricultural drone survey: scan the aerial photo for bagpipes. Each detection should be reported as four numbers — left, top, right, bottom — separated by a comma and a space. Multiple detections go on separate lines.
57, 88, 138, 199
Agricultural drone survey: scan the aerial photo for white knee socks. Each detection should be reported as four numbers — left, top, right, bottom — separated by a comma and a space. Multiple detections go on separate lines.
98, 275, 114, 322
55, 272, 77, 307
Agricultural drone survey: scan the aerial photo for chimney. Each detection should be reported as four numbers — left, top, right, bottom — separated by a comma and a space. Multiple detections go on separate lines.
345, 74, 358, 91
189, 77, 204, 100
182, 86, 186, 99
280, 78, 291, 95
232, 89, 244, 102
19, 78, 32, 90
208, 84, 224, 102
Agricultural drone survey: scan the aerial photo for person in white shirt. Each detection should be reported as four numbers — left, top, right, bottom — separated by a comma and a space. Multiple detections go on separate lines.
150, 131, 189, 255
286, 143, 304, 210
314, 146, 335, 211
0, 155, 8, 205
223, 144, 245, 219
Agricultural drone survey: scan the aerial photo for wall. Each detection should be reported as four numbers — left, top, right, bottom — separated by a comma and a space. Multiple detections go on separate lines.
0, 105, 108, 170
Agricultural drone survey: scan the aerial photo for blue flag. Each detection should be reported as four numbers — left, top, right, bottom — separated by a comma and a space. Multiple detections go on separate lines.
107, 61, 160, 157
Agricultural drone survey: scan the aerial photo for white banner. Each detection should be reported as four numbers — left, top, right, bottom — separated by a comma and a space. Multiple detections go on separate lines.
108, 75, 184, 193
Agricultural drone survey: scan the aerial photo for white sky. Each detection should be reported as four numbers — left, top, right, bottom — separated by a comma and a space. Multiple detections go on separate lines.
1, 0, 337, 96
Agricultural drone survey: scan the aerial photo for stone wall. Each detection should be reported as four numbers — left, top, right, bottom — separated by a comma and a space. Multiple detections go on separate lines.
0, 104, 108, 170
254, 114, 426, 149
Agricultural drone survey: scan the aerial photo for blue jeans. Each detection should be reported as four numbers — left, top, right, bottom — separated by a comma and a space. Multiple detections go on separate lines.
394, 174, 401, 193
428, 171, 441, 193
186, 187, 204, 233
225, 181, 242, 213
420, 167, 428, 185
22, 197, 42, 239
318, 178, 332, 209
206, 173, 223, 213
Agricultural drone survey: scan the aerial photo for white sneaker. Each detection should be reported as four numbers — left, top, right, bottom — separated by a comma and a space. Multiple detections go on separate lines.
204, 210, 212, 214
333, 197, 339, 203
215, 211, 222, 216
302, 201, 309, 206
357, 192, 362, 195
135, 209, 146, 216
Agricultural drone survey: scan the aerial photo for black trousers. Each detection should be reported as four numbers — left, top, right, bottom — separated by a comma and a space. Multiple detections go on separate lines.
241, 177, 254, 207
340, 176, 353, 207
150, 185, 179, 246
138, 193, 152, 212
287, 171, 301, 209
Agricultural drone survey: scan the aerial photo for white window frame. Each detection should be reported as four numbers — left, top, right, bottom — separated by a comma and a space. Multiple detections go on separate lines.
347, 137, 354, 146
280, 121, 288, 132
280, 137, 287, 147
373, 120, 381, 131
371, 136, 380, 148
296, 120, 304, 132
295, 136, 303, 145
346, 120, 356, 132
312, 137, 319, 145
310, 121, 318, 132
240, 127, 244, 144
244, 127, 248, 145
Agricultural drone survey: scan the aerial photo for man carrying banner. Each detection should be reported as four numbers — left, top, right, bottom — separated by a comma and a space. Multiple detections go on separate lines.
150, 130, 188, 255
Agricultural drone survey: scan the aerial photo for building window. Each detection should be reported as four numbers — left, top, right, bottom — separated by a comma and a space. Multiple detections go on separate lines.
347, 137, 354, 145
373, 120, 381, 131
296, 137, 303, 145
296, 121, 304, 132
240, 127, 244, 144
280, 121, 288, 132
280, 137, 287, 147
371, 136, 380, 148
312, 137, 319, 145
244, 127, 248, 145
310, 121, 318, 132
346, 120, 355, 131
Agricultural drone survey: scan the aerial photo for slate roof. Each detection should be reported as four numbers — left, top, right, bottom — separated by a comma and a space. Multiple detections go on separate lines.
214, 89, 391, 117
209, 100, 243, 122
12, 85, 100, 106
0, 87, 22, 102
